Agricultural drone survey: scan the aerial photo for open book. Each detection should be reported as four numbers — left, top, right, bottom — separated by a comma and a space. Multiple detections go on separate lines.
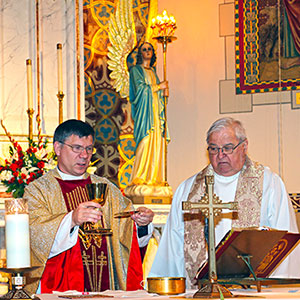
197, 228, 300, 279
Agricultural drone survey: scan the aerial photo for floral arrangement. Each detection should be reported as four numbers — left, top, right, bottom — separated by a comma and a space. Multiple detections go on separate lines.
0, 121, 56, 198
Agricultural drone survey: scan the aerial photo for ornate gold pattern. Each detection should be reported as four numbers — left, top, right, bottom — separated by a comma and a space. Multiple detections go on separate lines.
5, 198, 28, 215
255, 239, 288, 273
79, 228, 92, 250
65, 186, 107, 248
82, 247, 108, 292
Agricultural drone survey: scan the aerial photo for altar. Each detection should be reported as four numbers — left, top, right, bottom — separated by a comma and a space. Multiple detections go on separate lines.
29, 285, 300, 300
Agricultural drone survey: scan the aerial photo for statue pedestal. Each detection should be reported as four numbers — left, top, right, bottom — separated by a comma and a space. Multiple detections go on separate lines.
133, 204, 170, 228
124, 184, 173, 204
131, 195, 172, 204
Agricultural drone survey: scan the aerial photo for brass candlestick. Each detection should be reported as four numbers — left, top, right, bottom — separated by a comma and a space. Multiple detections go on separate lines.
151, 10, 177, 185
0, 267, 40, 300
57, 91, 64, 124
26, 109, 34, 142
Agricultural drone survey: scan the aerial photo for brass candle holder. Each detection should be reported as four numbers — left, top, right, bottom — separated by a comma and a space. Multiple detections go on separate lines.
0, 267, 40, 300
26, 109, 34, 143
57, 91, 64, 124
151, 10, 177, 185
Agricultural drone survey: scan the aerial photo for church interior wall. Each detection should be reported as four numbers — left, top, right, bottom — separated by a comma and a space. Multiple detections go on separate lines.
158, 0, 300, 194
0, 0, 81, 143
1, 0, 300, 196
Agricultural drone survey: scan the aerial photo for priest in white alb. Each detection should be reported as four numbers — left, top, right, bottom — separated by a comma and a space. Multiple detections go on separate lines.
148, 117, 300, 288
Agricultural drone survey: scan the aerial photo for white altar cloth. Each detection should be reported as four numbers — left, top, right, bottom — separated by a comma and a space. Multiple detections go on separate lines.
34, 285, 300, 300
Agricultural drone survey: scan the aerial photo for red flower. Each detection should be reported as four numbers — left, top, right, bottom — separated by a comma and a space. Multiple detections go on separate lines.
0, 131, 53, 198
29, 172, 36, 179
16, 159, 24, 168
37, 161, 45, 169
10, 163, 19, 172
26, 178, 33, 184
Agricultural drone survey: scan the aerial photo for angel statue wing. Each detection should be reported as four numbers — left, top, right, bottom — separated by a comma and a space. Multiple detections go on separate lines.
107, 0, 136, 99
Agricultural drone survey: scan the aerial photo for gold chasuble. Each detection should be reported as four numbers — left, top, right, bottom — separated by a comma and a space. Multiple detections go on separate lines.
24, 169, 137, 294
183, 157, 264, 286
43, 177, 110, 292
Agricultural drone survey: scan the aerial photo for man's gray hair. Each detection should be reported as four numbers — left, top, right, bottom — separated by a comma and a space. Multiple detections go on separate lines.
206, 117, 247, 144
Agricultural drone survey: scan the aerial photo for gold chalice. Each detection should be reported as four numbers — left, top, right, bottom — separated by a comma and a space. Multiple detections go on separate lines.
85, 183, 112, 235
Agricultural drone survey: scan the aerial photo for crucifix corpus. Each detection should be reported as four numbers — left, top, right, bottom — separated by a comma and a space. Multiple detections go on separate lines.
182, 175, 238, 298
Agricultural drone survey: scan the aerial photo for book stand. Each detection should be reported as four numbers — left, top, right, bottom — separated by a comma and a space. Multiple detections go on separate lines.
198, 250, 300, 293
182, 175, 300, 298
196, 226, 300, 293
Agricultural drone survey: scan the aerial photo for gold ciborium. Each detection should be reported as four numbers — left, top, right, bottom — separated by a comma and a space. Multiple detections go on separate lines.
84, 183, 112, 235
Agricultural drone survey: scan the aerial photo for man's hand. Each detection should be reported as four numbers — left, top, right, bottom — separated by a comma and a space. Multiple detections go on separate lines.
131, 207, 154, 227
71, 201, 102, 227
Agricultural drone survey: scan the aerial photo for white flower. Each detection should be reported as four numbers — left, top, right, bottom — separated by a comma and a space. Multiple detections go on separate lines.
45, 158, 57, 170
35, 148, 48, 160
27, 166, 39, 173
0, 170, 13, 181
11, 151, 19, 161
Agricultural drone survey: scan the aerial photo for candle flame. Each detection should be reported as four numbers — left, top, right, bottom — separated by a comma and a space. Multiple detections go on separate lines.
151, 10, 177, 38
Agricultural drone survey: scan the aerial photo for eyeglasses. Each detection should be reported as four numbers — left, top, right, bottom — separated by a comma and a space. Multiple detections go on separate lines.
142, 47, 152, 52
59, 141, 94, 154
207, 139, 246, 155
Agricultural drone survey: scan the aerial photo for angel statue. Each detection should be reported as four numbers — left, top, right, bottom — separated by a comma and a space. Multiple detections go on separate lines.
108, 0, 173, 200
124, 42, 173, 199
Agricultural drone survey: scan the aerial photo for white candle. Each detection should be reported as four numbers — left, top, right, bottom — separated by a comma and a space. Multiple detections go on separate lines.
26, 59, 33, 110
5, 214, 30, 268
57, 43, 63, 93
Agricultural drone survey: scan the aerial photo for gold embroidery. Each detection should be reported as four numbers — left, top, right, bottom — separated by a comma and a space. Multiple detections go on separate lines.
82, 246, 108, 292
93, 234, 102, 248
97, 251, 108, 291
65, 186, 89, 210
70, 192, 78, 208
82, 250, 94, 290
74, 187, 82, 205
66, 193, 75, 210
255, 239, 287, 274
79, 228, 92, 250
79, 187, 89, 202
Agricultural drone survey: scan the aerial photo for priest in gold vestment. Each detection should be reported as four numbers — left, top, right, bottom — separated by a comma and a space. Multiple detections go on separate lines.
24, 119, 154, 294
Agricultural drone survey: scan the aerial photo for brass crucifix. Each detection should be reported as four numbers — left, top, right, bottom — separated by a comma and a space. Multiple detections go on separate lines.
182, 175, 238, 298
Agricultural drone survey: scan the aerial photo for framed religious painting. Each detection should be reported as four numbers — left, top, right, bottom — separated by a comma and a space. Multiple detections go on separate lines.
235, 0, 300, 94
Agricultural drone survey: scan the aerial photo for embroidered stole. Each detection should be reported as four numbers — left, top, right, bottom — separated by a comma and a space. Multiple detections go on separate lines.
183, 157, 264, 286
41, 177, 110, 292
